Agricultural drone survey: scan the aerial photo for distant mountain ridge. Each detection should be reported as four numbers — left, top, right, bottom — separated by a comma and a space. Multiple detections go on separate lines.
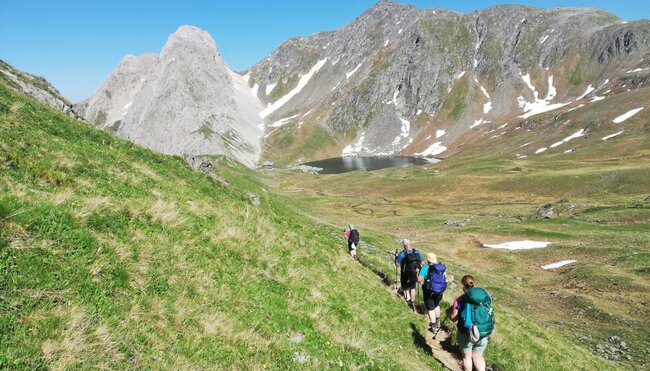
249, 0, 650, 161
78, 1, 650, 166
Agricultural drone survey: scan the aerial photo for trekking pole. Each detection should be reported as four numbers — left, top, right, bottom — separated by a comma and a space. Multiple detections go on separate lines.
393, 249, 398, 291
432, 312, 449, 339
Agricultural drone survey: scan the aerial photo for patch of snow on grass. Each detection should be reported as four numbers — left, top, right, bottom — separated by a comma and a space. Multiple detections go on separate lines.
564, 149, 573, 153
436, 129, 446, 139
455, 71, 466, 80
417, 109, 423, 115
613, 107, 643, 123
627, 68, 648, 73
399, 29, 403, 34
568, 104, 585, 112
331, 82, 341, 91
260, 58, 328, 118
415, 142, 447, 156
346, 63, 362, 79
425, 135, 432, 140
251, 83, 259, 98
602, 131, 624, 141
519, 75, 569, 118
384, 39, 389, 47
123, 101, 132, 110
535, 147, 548, 154
549, 128, 586, 148
540, 35, 549, 44
483, 240, 551, 250
590, 96, 605, 102
541, 260, 576, 270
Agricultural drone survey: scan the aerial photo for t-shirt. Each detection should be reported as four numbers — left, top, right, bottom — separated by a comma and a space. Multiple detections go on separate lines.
419, 264, 430, 278
395, 249, 424, 265
344, 230, 350, 240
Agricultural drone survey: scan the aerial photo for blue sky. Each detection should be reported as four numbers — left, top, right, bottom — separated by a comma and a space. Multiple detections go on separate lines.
1, 0, 648, 102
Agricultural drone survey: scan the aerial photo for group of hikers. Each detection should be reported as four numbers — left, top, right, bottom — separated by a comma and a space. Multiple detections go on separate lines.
345, 225, 495, 371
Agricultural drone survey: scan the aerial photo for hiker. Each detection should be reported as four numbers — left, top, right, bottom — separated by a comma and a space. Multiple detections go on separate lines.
417, 252, 448, 333
344, 224, 360, 261
449, 275, 495, 371
394, 239, 424, 310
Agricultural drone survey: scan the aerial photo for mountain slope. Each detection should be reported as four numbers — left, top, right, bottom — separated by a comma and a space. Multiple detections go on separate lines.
76, 26, 263, 168
0, 74, 446, 369
247, 1, 650, 162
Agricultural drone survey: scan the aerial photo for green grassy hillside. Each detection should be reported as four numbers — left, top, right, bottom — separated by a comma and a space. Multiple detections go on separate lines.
0, 83, 446, 369
272, 147, 649, 369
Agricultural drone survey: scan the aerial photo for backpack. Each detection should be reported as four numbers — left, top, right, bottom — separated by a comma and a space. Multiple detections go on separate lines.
349, 229, 360, 245
401, 249, 420, 274
460, 287, 495, 342
423, 263, 447, 294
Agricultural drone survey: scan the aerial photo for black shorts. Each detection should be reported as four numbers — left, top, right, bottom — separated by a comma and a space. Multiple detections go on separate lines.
400, 271, 418, 290
423, 291, 443, 311
348, 241, 357, 251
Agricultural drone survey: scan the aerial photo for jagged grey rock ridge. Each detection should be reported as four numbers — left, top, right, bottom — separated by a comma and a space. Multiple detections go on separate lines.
77, 26, 263, 168
0, 60, 77, 117
246, 0, 650, 159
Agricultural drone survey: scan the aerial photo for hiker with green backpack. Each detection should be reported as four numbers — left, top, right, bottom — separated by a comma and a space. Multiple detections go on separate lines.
417, 253, 449, 333
394, 239, 424, 310
450, 275, 495, 371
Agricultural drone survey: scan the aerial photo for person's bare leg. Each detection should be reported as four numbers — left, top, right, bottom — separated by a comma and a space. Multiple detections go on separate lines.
427, 310, 435, 323
462, 351, 473, 371
472, 352, 486, 371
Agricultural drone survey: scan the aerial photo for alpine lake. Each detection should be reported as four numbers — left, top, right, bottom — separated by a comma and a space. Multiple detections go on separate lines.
302, 156, 440, 174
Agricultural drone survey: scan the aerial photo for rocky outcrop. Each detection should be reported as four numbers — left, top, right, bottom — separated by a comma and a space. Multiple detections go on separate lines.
0, 60, 78, 117
77, 26, 263, 168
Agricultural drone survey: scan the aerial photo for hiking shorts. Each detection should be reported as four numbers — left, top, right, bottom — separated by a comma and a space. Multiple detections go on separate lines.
348, 241, 357, 251
423, 291, 443, 311
400, 271, 417, 290
457, 331, 489, 354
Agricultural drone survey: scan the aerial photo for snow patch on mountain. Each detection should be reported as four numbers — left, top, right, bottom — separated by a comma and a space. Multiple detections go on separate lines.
260, 58, 328, 118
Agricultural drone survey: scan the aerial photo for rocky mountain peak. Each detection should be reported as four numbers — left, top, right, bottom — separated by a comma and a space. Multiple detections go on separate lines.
161, 25, 220, 62
77, 26, 263, 168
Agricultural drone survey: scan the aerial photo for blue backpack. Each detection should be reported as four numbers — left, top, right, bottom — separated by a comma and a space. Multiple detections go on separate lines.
423, 263, 447, 294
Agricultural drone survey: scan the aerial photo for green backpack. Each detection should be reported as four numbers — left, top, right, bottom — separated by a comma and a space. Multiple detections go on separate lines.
461, 287, 495, 341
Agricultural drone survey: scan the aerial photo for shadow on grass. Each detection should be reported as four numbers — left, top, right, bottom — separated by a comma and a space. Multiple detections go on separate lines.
410, 322, 433, 356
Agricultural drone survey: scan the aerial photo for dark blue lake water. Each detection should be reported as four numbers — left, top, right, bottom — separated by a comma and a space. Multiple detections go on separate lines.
303, 156, 439, 174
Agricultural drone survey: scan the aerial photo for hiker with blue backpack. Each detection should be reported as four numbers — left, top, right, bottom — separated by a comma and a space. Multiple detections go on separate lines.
449, 275, 495, 371
394, 239, 424, 310
417, 253, 449, 333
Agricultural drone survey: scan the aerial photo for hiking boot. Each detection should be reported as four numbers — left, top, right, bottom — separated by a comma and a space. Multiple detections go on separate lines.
429, 322, 439, 333
407, 300, 414, 310
435, 319, 441, 328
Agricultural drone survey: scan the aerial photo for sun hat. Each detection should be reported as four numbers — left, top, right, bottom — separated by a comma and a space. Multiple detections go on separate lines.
402, 238, 410, 246
427, 253, 437, 263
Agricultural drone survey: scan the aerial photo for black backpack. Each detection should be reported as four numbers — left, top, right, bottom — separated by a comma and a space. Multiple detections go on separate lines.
401, 249, 420, 274
349, 229, 360, 244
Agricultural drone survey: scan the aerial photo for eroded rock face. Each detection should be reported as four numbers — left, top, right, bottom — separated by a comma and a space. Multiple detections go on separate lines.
77, 26, 263, 168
